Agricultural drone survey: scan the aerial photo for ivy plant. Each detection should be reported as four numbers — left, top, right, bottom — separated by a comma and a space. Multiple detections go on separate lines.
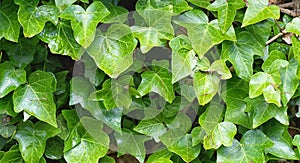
1, 0, 300, 162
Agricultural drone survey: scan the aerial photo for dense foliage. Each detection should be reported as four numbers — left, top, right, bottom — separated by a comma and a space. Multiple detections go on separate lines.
1, 0, 300, 162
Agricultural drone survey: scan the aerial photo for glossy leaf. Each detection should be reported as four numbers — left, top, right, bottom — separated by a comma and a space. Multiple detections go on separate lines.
54, 0, 76, 11
174, 10, 236, 58
0, 145, 23, 163
209, 60, 232, 80
222, 31, 264, 81
217, 130, 273, 162
262, 50, 287, 73
207, 0, 245, 33
187, 0, 210, 8
13, 70, 57, 127
132, 1, 174, 53
137, 61, 175, 103
15, 0, 59, 37
245, 19, 274, 45
86, 24, 137, 78
44, 137, 64, 160
146, 149, 173, 163
0, 0, 20, 42
0, 62, 26, 98
102, 3, 128, 23
242, 0, 280, 27
14, 121, 60, 163
168, 134, 201, 162
134, 118, 167, 141
60, 1, 110, 48
170, 35, 196, 83
39, 21, 84, 60
193, 71, 220, 105
0, 95, 17, 117
286, 17, 300, 35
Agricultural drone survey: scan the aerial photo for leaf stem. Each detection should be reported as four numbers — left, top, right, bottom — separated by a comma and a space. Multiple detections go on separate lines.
266, 32, 284, 45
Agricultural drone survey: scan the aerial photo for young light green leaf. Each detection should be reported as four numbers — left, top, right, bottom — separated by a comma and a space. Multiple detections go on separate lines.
39, 22, 85, 60
207, 0, 245, 33
60, 1, 110, 48
262, 50, 287, 73
203, 122, 237, 150
55, 0, 76, 11
242, 0, 280, 27
217, 130, 273, 162
263, 85, 282, 107
209, 60, 232, 80
261, 119, 298, 159
170, 35, 197, 83
146, 149, 173, 163
222, 31, 264, 81
132, 2, 174, 53
199, 102, 224, 134
292, 135, 300, 154
168, 134, 201, 162
14, 121, 60, 163
286, 17, 300, 35
14, 0, 59, 37
191, 127, 206, 146
114, 129, 151, 163
279, 59, 299, 106
0, 62, 26, 98
0, 0, 20, 42
86, 24, 137, 78
137, 61, 175, 103
174, 10, 236, 58
193, 72, 220, 106
133, 118, 167, 141
249, 72, 276, 98
13, 70, 57, 127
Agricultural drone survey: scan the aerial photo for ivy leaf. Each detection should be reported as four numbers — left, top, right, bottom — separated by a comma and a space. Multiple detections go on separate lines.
186, 0, 210, 8
60, 1, 110, 48
217, 130, 273, 162
81, 54, 105, 86
292, 135, 300, 155
146, 149, 173, 163
207, 0, 245, 33
203, 122, 237, 150
137, 61, 175, 103
286, 18, 300, 35
0, 62, 26, 98
242, 0, 280, 27
13, 70, 57, 127
131, 2, 174, 53
261, 119, 298, 159
14, 121, 60, 163
14, 0, 59, 37
39, 22, 85, 60
54, 0, 76, 11
168, 134, 201, 162
221, 75, 252, 128
44, 137, 64, 160
209, 60, 232, 80
133, 118, 167, 141
245, 19, 274, 45
174, 10, 236, 58
193, 71, 220, 106
114, 129, 151, 163
86, 24, 137, 78
102, 3, 128, 23
0, 0, 20, 42
262, 50, 287, 73
63, 111, 109, 163
222, 31, 264, 81
0, 145, 23, 163
191, 127, 206, 146
99, 155, 115, 163
279, 59, 298, 106
199, 102, 224, 134
0, 95, 17, 117
170, 35, 196, 83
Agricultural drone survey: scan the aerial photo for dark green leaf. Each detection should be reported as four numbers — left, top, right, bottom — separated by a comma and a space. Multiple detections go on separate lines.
44, 137, 64, 160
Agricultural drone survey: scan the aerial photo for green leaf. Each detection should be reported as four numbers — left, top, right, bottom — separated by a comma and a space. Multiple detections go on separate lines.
177, 78, 196, 102
87, 24, 137, 78
193, 71, 220, 106
132, 2, 174, 53
170, 35, 197, 83
0, 145, 23, 163
292, 135, 300, 155
286, 17, 300, 35
261, 119, 298, 159
199, 102, 224, 134
0, 0, 20, 42
114, 129, 150, 163
221, 75, 252, 128
14, 0, 59, 37
137, 61, 175, 103
102, 3, 128, 23
242, 0, 280, 27
262, 50, 287, 73
209, 60, 232, 80
99, 155, 115, 163
0, 124, 16, 138
13, 70, 57, 127
186, 0, 210, 8
60, 1, 110, 48
222, 31, 264, 81
203, 122, 237, 150
44, 137, 64, 160
217, 129, 273, 162
134, 118, 167, 141
245, 19, 274, 45
0, 62, 26, 98
54, 0, 76, 11
174, 9, 236, 58
168, 134, 201, 162
207, 0, 245, 33
147, 149, 173, 163
63, 111, 109, 163
0, 95, 17, 117
279, 59, 298, 106
81, 54, 105, 86
191, 126, 206, 146
14, 121, 60, 163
